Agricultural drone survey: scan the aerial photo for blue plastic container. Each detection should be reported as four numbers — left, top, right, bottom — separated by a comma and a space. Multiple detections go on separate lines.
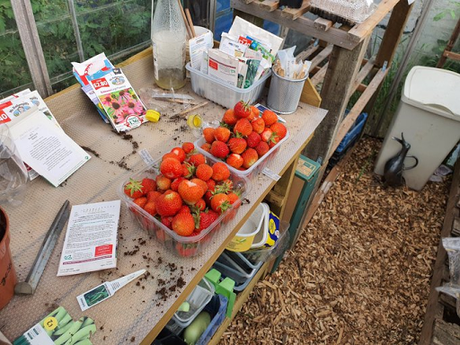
197, 295, 228, 345
336, 112, 368, 154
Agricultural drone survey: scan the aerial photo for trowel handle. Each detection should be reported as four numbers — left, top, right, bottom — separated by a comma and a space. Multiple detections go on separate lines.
404, 155, 419, 170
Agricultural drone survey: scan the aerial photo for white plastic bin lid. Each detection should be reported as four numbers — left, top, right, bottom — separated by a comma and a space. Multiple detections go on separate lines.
402, 66, 460, 121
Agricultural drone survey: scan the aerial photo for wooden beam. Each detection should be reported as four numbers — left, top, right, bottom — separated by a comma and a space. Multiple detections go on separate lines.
296, 41, 320, 62
438, 17, 460, 67
303, 37, 370, 162
444, 51, 460, 61
419, 159, 460, 345
257, 0, 279, 12
310, 45, 333, 71
231, 0, 360, 50
311, 62, 328, 86
281, 1, 311, 20
347, 0, 401, 43
314, 18, 333, 31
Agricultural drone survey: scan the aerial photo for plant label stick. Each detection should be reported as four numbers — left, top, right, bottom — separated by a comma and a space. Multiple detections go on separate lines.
76, 269, 146, 311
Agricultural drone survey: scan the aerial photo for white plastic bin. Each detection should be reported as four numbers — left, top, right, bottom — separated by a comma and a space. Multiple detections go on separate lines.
374, 66, 460, 191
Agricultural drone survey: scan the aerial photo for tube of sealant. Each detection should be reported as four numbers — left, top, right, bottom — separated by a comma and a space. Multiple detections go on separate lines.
76, 269, 146, 311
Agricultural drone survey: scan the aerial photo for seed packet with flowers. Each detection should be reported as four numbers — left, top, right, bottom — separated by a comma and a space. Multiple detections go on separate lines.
88, 67, 147, 132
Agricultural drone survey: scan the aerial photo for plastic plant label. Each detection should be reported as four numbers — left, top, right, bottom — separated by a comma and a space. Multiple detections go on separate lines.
139, 149, 155, 167
262, 167, 281, 181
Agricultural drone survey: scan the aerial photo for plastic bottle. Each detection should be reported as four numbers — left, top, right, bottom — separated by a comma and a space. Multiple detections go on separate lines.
151, 0, 187, 90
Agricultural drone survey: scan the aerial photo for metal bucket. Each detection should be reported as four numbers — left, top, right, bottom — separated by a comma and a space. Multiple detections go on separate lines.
267, 69, 308, 114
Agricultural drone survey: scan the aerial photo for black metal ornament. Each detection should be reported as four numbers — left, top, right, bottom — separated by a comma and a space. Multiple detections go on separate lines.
383, 133, 419, 187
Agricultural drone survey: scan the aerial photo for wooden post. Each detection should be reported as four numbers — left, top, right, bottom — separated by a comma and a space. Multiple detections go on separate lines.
364, 1, 414, 135
303, 37, 370, 162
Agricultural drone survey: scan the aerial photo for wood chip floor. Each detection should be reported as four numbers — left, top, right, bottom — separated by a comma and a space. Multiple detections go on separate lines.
219, 137, 450, 345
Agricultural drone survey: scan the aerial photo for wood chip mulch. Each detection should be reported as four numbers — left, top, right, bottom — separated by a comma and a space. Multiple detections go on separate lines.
219, 137, 450, 345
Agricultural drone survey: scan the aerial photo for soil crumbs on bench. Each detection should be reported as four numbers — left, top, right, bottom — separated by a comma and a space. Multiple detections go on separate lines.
219, 137, 450, 345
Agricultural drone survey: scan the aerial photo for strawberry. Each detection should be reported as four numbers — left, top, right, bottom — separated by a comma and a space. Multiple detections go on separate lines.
212, 162, 230, 181
195, 163, 213, 181
214, 127, 231, 143
226, 153, 243, 169
188, 153, 206, 167
269, 135, 281, 148
133, 197, 147, 209
211, 193, 231, 214
162, 152, 180, 161
156, 190, 183, 216
182, 142, 195, 154
233, 118, 252, 137
190, 178, 208, 195
143, 202, 157, 216
147, 191, 162, 203
210, 141, 230, 159
182, 162, 195, 178
262, 109, 278, 126
178, 205, 192, 214
255, 141, 270, 157
242, 148, 258, 169
250, 106, 260, 120
197, 211, 215, 231
141, 178, 157, 194
270, 122, 287, 140
195, 198, 206, 211
161, 216, 173, 229
124, 178, 144, 198
156, 174, 171, 191
251, 118, 265, 134
222, 108, 238, 126
203, 127, 215, 143
216, 179, 233, 193
227, 191, 240, 205
228, 137, 247, 154
160, 157, 183, 179
234, 100, 251, 118
178, 180, 206, 205
246, 132, 261, 148
201, 143, 211, 152
171, 177, 186, 191
206, 179, 216, 192
171, 147, 186, 162
204, 190, 214, 206
175, 242, 198, 257
172, 213, 195, 236
208, 210, 220, 223
261, 128, 274, 143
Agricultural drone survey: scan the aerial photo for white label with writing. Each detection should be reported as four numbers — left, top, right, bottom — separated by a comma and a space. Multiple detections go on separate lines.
262, 168, 281, 181
139, 149, 155, 167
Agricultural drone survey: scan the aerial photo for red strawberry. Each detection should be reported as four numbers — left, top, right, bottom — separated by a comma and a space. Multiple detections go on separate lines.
242, 148, 258, 169
201, 143, 211, 152
208, 210, 220, 223
124, 178, 144, 198
216, 179, 233, 193
222, 108, 238, 126
160, 157, 183, 179
190, 178, 208, 195
261, 128, 274, 143
171, 147, 186, 162
210, 193, 231, 213
161, 216, 173, 229
188, 153, 206, 167
147, 191, 162, 203
141, 178, 157, 194
172, 213, 195, 236
182, 162, 195, 178
143, 201, 157, 216
210, 141, 230, 159
171, 177, 186, 191
227, 191, 240, 205
195, 164, 213, 181
214, 127, 231, 142
228, 137, 247, 154
246, 132, 261, 148
175, 242, 198, 256
251, 118, 265, 134
178, 205, 192, 214
206, 179, 216, 192
212, 162, 230, 181
255, 141, 270, 157
234, 101, 251, 118
156, 190, 183, 216
156, 175, 171, 191
195, 198, 206, 211
163, 152, 181, 161
133, 197, 147, 209
233, 118, 252, 137
269, 135, 281, 148
178, 180, 206, 205
197, 211, 216, 231
262, 109, 278, 126
270, 122, 287, 140
203, 127, 215, 144
182, 142, 195, 154
226, 153, 243, 169
249, 106, 260, 120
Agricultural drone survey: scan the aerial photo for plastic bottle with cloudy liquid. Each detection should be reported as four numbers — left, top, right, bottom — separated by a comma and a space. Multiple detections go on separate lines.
151, 0, 187, 90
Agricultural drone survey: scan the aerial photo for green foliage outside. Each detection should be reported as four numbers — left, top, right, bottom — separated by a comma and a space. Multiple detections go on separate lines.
0, 0, 152, 97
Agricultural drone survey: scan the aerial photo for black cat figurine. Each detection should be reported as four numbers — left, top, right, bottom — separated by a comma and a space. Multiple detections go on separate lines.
383, 133, 419, 187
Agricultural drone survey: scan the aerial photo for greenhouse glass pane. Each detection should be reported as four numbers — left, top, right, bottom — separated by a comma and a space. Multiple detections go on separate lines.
0, 1, 33, 97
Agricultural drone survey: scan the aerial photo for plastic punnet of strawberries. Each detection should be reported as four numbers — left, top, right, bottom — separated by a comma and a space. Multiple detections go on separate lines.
122, 142, 244, 255
200, 101, 288, 170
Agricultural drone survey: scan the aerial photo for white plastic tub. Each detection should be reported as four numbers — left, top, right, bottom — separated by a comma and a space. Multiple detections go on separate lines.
374, 66, 460, 191
186, 62, 271, 109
